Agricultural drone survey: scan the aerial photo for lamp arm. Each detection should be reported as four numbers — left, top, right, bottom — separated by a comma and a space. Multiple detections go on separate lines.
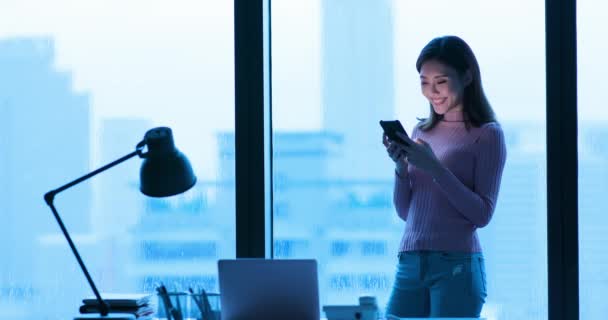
43, 148, 142, 316
46, 149, 141, 200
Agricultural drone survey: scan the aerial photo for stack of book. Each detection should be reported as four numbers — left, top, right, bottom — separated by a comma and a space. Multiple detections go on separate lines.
79, 293, 155, 319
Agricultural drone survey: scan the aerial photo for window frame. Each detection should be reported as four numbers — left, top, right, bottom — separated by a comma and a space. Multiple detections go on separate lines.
234, 0, 272, 258
546, 0, 579, 319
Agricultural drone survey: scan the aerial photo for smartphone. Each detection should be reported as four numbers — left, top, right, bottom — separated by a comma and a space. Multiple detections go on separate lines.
379, 120, 410, 144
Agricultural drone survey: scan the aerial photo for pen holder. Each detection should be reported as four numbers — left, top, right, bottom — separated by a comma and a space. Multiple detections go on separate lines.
187, 292, 221, 320
155, 291, 190, 320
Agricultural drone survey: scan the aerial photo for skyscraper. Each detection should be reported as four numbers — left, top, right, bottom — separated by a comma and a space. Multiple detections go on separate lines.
579, 124, 608, 320
322, 0, 395, 179
94, 117, 151, 292
96, 118, 151, 234
0, 37, 91, 318
479, 122, 548, 319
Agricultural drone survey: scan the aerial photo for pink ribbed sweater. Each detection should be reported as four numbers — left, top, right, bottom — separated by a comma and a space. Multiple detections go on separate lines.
394, 120, 507, 253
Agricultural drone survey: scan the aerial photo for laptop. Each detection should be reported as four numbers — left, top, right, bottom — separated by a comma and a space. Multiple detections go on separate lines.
218, 259, 320, 320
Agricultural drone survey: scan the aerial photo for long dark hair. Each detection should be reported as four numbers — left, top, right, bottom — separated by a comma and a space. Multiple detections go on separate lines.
415, 35, 496, 131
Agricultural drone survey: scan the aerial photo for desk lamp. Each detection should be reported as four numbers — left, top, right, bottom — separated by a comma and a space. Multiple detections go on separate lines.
44, 127, 196, 319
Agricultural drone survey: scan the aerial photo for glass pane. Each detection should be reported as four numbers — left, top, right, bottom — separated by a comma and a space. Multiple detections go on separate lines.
0, 1, 235, 318
578, 1, 608, 319
271, 0, 546, 319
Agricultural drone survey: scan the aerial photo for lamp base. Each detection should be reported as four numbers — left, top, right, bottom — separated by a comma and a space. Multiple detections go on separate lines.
74, 314, 135, 320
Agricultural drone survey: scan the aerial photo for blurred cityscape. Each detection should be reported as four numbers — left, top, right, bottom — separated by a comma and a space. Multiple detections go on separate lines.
0, 6, 606, 319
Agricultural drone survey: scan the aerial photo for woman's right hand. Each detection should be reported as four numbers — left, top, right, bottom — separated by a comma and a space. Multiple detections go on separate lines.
383, 133, 408, 176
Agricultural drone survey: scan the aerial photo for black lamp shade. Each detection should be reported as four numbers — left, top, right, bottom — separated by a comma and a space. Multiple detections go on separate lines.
139, 127, 197, 197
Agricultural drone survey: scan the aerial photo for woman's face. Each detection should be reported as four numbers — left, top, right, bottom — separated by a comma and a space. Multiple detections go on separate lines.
419, 59, 469, 116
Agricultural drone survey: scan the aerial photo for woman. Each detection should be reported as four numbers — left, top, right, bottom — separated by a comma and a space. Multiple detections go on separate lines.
383, 35, 507, 318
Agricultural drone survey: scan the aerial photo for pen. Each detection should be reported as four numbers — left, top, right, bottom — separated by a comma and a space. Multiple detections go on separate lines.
156, 285, 173, 320
201, 289, 217, 320
189, 287, 206, 317
157, 284, 183, 320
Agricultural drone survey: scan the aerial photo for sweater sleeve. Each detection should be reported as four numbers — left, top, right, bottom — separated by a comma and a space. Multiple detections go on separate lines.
394, 171, 412, 221
392, 126, 419, 221
432, 123, 507, 227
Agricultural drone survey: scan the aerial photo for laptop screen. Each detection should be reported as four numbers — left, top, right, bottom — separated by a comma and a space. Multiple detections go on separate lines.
218, 259, 320, 320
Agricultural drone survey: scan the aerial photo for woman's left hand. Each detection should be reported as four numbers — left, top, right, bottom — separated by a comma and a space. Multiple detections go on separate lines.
395, 131, 443, 177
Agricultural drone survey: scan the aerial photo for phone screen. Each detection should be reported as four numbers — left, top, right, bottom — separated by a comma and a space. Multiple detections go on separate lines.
379, 120, 409, 144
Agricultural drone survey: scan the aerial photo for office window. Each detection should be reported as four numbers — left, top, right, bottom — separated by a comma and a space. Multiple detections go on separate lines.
270, 0, 547, 318
330, 241, 351, 257
0, 1, 235, 318
361, 241, 387, 257
578, 1, 608, 319
140, 241, 218, 261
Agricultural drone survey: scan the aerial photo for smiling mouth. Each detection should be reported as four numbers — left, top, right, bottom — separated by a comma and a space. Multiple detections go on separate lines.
431, 98, 447, 104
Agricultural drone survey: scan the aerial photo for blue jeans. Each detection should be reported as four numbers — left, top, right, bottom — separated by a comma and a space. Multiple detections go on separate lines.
385, 251, 487, 318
